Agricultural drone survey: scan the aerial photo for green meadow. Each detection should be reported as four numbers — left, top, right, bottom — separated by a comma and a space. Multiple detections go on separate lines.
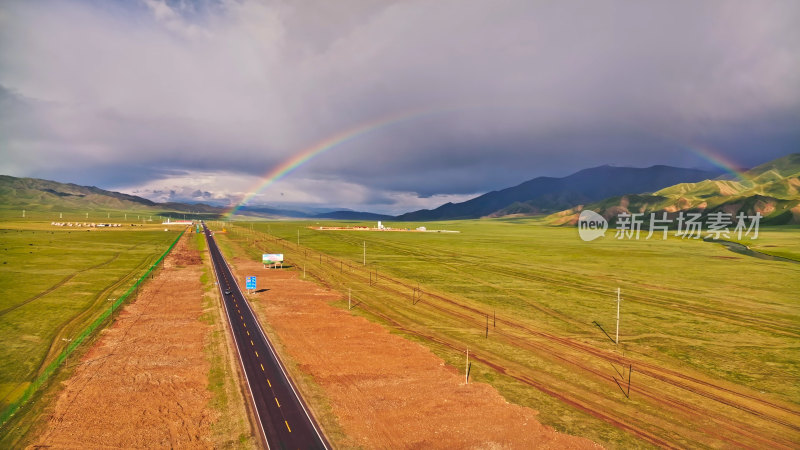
732, 226, 800, 261
218, 218, 800, 448
0, 217, 182, 413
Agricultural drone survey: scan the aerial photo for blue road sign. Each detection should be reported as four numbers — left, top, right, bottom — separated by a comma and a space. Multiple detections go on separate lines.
246, 276, 256, 290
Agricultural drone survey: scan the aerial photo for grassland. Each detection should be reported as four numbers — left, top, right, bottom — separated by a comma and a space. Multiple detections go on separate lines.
0, 217, 182, 415
730, 226, 800, 261
215, 218, 800, 448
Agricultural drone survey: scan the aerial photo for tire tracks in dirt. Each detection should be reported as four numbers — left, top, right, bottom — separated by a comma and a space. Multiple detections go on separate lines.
0, 253, 121, 317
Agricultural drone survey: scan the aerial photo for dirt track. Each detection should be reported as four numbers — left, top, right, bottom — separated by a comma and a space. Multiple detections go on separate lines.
32, 234, 216, 448
234, 258, 598, 449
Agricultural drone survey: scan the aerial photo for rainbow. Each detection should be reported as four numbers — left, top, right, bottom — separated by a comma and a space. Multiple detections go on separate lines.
685, 144, 749, 180
223, 106, 452, 219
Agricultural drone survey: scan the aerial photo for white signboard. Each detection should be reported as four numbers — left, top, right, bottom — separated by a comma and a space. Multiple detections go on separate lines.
262, 254, 284, 264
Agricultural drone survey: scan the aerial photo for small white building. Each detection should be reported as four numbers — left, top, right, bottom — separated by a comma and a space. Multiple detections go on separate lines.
162, 219, 193, 225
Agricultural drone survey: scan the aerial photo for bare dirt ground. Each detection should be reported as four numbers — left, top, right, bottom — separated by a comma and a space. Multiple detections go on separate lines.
233, 258, 599, 449
32, 235, 217, 448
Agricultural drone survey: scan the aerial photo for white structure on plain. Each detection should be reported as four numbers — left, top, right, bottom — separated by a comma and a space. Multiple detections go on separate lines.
377, 221, 385, 230
162, 218, 193, 225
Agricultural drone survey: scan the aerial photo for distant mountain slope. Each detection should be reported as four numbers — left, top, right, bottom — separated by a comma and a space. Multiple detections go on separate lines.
0, 175, 220, 214
0, 175, 394, 220
551, 153, 800, 225
395, 165, 718, 221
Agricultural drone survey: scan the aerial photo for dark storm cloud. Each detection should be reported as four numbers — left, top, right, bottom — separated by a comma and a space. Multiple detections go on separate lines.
1, 0, 799, 213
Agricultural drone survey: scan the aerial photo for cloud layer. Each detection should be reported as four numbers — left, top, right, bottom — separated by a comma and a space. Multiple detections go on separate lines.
1, 0, 798, 213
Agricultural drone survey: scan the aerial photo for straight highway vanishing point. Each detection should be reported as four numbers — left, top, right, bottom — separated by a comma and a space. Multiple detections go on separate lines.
203, 223, 328, 449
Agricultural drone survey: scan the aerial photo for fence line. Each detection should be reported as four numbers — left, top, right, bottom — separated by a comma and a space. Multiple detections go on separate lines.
0, 229, 186, 427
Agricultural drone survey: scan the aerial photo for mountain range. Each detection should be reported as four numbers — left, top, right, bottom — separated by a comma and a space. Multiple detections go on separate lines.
2, 153, 798, 224
549, 153, 800, 226
0, 175, 391, 220
0, 175, 222, 215
391, 165, 718, 221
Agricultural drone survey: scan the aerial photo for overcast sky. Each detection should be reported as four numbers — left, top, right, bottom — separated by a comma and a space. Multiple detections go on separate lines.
1, 0, 798, 214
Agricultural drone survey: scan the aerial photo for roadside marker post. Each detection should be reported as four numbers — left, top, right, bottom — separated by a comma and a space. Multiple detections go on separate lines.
465, 348, 469, 385
616, 288, 621, 346
61, 338, 72, 366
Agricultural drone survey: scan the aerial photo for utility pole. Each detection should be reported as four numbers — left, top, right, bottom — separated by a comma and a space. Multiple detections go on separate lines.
616, 288, 621, 346
348, 288, 352, 310
363, 241, 366, 266
297, 229, 300, 246
22, 209, 25, 218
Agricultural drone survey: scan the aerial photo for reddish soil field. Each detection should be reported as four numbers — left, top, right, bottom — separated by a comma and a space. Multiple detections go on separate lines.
32, 235, 216, 448
234, 258, 599, 449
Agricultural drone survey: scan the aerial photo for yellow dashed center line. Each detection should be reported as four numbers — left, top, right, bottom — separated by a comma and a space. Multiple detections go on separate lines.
209, 234, 302, 438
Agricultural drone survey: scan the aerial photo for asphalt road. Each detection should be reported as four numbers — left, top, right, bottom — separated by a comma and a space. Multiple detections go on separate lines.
202, 223, 328, 449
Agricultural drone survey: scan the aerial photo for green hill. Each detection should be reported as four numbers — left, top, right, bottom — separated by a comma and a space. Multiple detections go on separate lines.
550, 153, 800, 226
0, 175, 223, 219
